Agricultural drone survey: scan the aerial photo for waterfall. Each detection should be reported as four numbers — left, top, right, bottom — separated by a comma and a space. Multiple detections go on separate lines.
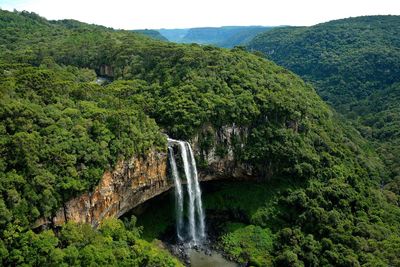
168, 138, 206, 245
179, 141, 197, 243
187, 144, 206, 240
168, 147, 184, 241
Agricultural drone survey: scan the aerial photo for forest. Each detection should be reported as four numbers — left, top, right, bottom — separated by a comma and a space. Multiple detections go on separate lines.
158, 26, 273, 48
247, 15, 400, 187
0, 9, 399, 266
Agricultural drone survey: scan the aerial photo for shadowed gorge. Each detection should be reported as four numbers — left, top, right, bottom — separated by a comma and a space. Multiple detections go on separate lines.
0, 9, 400, 267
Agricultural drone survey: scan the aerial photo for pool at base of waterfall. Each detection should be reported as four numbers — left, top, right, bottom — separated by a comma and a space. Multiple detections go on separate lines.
189, 249, 238, 267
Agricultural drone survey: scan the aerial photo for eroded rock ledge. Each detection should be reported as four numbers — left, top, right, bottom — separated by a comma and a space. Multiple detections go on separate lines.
51, 149, 170, 227
38, 124, 257, 228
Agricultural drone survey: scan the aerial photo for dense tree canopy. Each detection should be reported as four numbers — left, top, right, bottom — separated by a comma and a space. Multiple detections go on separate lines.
0, 9, 399, 266
158, 26, 273, 48
247, 16, 400, 109
247, 15, 400, 180
131, 29, 169, 41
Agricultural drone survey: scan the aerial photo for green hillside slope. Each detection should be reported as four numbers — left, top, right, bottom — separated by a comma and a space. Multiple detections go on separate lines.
132, 29, 168, 41
0, 10, 399, 266
159, 26, 273, 48
247, 15, 400, 181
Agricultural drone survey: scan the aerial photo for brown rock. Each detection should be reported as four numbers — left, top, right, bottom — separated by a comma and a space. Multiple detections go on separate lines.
37, 124, 259, 229
52, 149, 170, 227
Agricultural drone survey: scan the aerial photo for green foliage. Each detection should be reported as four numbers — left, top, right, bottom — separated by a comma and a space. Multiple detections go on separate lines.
0, 62, 165, 231
220, 223, 273, 266
271, 178, 400, 266
248, 16, 400, 109
0, 9, 399, 267
204, 180, 400, 266
132, 29, 169, 41
247, 15, 400, 181
203, 181, 290, 229
160, 26, 273, 48
1, 217, 182, 266
133, 192, 176, 241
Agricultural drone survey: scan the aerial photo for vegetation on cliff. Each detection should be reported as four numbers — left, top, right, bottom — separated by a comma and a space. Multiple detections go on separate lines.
0, 9, 399, 266
247, 15, 400, 183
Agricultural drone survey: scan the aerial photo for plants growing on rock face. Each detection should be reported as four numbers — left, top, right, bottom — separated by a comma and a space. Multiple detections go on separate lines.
0, 9, 399, 266
0, 62, 165, 229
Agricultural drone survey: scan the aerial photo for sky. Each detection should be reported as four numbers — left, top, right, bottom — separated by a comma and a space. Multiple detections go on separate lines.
0, 0, 399, 29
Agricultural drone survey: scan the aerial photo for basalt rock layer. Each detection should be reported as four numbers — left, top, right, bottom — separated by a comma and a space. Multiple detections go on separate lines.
41, 125, 256, 228
52, 150, 170, 227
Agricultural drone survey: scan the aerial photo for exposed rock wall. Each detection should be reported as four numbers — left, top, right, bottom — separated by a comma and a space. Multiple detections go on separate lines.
99, 64, 114, 77
194, 124, 255, 181
41, 124, 258, 228
52, 150, 170, 227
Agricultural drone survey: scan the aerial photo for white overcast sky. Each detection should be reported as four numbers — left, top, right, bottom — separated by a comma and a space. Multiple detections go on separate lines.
0, 0, 399, 29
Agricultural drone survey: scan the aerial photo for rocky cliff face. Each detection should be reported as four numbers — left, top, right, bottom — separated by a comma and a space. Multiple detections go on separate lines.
41, 125, 257, 228
52, 149, 170, 227
99, 64, 114, 77
194, 124, 255, 181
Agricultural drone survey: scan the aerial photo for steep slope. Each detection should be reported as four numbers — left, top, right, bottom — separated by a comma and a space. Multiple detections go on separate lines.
0, 9, 399, 266
132, 29, 168, 41
247, 15, 400, 180
157, 28, 189, 42
159, 26, 273, 47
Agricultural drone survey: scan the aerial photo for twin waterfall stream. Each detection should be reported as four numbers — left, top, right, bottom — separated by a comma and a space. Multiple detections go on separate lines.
165, 138, 237, 266
167, 138, 206, 245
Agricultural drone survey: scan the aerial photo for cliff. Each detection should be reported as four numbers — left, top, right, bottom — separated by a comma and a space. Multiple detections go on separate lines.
99, 64, 114, 77
51, 149, 170, 227
38, 124, 256, 228
195, 124, 255, 181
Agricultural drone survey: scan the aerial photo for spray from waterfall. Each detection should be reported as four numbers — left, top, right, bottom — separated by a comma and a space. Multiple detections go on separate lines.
168, 138, 206, 245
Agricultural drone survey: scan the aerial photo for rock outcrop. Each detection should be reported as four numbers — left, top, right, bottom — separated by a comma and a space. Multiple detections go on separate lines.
194, 124, 255, 181
99, 64, 114, 77
39, 124, 257, 228
52, 149, 170, 227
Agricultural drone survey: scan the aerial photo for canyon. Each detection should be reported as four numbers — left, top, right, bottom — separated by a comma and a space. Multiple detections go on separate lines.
37, 125, 256, 228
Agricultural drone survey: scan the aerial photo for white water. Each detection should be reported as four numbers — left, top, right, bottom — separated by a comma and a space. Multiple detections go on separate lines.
187, 144, 206, 240
168, 147, 184, 241
179, 141, 197, 243
168, 138, 206, 245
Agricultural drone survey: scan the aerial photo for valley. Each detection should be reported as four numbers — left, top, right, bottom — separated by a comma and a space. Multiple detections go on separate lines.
0, 8, 399, 267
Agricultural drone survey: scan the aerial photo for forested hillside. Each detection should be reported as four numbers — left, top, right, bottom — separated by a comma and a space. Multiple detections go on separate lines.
247, 15, 400, 183
132, 29, 168, 41
159, 26, 272, 48
0, 10, 399, 266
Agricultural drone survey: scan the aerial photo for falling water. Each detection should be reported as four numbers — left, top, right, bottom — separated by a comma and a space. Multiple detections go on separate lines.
187, 144, 206, 240
167, 138, 206, 245
168, 147, 184, 241
179, 141, 197, 243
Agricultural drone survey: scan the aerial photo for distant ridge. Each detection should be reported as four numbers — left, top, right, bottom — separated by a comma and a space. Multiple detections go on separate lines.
157, 26, 274, 48
131, 29, 168, 41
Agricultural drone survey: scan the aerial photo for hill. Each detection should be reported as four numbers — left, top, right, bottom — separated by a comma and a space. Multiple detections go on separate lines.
159, 26, 273, 47
247, 15, 400, 181
132, 29, 168, 41
0, 10, 399, 266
